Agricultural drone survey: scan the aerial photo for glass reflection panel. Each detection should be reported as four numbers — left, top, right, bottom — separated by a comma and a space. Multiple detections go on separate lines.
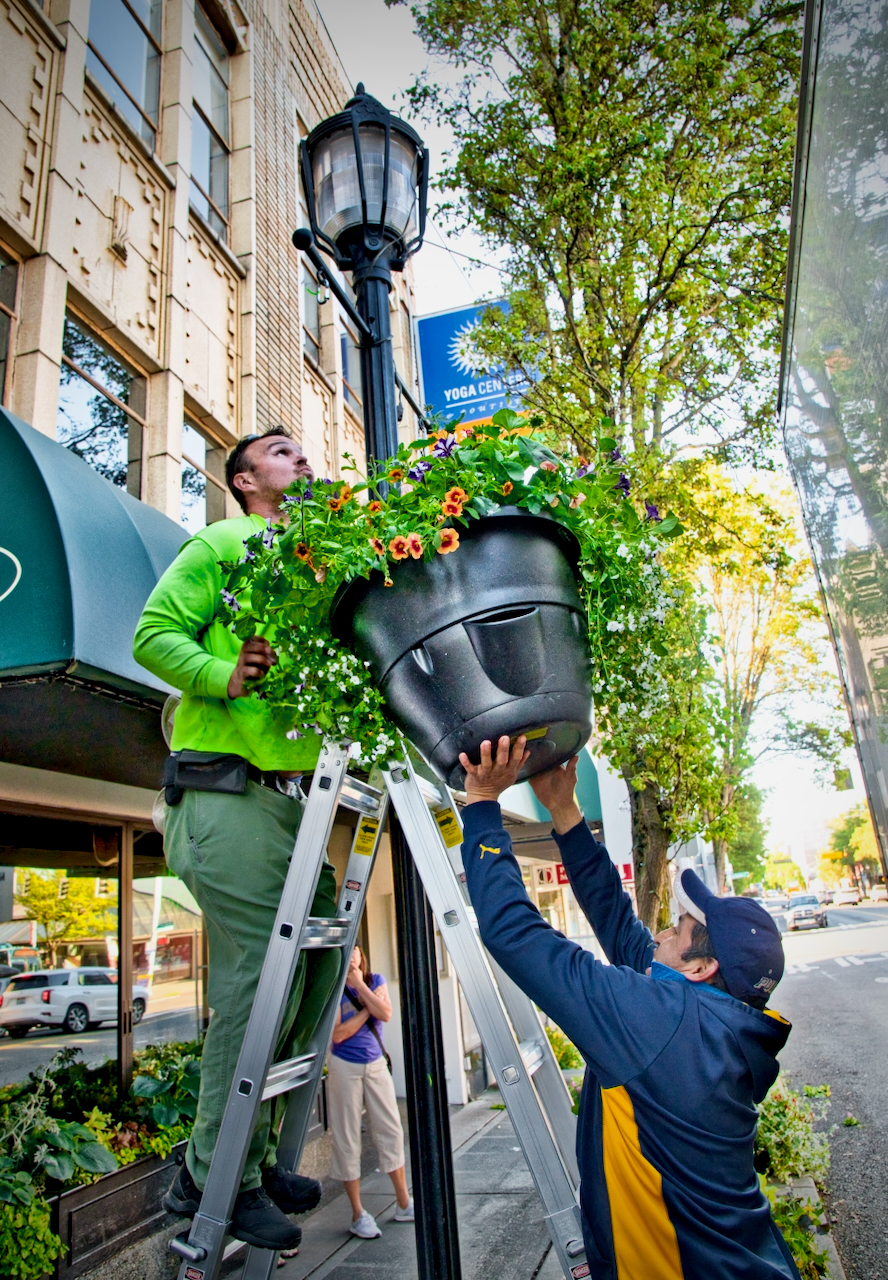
782, 0, 888, 854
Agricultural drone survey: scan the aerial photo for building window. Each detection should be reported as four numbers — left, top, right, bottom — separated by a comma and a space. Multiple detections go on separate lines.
85, 0, 162, 149
303, 263, 321, 364
341, 322, 363, 417
57, 315, 144, 496
0, 251, 19, 406
181, 420, 207, 532
190, 5, 230, 240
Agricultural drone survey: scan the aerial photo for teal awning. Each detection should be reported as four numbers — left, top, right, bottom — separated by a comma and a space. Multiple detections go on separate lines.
0, 409, 185, 789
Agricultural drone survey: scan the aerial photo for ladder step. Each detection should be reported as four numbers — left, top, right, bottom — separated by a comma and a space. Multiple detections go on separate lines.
300, 917, 352, 948
262, 1052, 317, 1101
519, 1038, 545, 1077
339, 776, 384, 815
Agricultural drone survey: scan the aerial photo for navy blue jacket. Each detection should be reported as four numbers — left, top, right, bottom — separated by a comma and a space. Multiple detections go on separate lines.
461, 802, 798, 1280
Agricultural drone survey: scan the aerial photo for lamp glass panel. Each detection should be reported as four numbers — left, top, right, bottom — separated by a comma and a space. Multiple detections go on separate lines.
313, 125, 419, 244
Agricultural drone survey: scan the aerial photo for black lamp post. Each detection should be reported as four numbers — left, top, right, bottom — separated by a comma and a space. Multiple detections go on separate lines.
296, 83, 428, 465
293, 89, 461, 1280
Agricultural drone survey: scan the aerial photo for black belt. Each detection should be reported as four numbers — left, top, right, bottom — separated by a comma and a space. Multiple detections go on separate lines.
163, 751, 307, 806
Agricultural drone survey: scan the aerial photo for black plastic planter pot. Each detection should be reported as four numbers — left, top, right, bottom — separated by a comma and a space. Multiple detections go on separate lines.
331, 509, 593, 788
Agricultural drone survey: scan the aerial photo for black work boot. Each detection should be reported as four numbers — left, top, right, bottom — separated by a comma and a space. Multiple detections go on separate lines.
231, 1187, 302, 1251
163, 1161, 202, 1217
262, 1164, 322, 1215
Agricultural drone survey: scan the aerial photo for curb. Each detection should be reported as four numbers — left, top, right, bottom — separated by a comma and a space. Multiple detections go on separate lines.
769, 1174, 847, 1280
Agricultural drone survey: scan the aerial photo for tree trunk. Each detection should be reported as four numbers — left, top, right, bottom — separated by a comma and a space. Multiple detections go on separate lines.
712, 835, 728, 894
625, 774, 672, 931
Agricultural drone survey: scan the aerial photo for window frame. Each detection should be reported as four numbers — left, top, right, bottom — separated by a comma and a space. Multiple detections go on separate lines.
86, 0, 163, 146
340, 318, 364, 418
190, 4, 231, 239
0, 247, 21, 408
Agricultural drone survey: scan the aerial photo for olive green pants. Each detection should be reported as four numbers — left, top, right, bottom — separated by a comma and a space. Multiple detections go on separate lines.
164, 781, 340, 1191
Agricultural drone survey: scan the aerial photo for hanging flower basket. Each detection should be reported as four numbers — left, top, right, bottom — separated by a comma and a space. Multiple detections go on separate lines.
221, 410, 682, 781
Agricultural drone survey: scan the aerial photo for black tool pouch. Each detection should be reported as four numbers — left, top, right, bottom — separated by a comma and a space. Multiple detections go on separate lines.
162, 751, 249, 807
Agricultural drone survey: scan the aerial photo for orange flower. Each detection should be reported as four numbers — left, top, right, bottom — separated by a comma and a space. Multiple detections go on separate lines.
445, 486, 469, 505
384, 577, 394, 587
339, 485, 354, 503
367, 501, 383, 514
455, 426, 475, 441
327, 497, 344, 512
295, 542, 312, 562
369, 537, 385, 556
441, 499, 463, 517
437, 529, 460, 555
406, 532, 423, 559
501, 481, 514, 496
389, 535, 410, 560
540, 460, 558, 473
577, 456, 589, 468
569, 493, 586, 509
388, 467, 405, 482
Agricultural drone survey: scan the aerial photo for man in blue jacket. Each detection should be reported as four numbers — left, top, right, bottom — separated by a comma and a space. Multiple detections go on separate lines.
459, 735, 799, 1280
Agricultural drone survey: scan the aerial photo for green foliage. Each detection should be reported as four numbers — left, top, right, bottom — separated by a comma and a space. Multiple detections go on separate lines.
13, 870, 117, 968
545, 1024, 582, 1070
755, 1073, 831, 1186
566, 1074, 583, 1116
725, 785, 768, 886
763, 1184, 830, 1280
224, 411, 682, 764
0, 1197, 63, 1280
132, 1051, 200, 1128
399, 0, 802, 460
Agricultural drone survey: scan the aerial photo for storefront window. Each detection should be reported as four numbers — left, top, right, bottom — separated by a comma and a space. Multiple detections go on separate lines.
190, 5, 230, 239
85, 0, 162, 149
57, 315, 144, 496
0, 251, 19, 406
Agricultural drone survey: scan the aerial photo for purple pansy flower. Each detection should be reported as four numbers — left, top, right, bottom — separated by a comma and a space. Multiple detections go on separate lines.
408, 459, 433, 483
432, 434, 457, 459
221, 588, 240, 612
644, 501, 661, 522
609, 447, 624, 463
615, 473, 631, 498
241, 541, 256, 562
286, 727, 305, 741
262, 519, 276, 549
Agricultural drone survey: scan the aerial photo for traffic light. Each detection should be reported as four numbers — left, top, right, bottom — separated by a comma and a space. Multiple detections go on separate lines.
58, 878, 69, 899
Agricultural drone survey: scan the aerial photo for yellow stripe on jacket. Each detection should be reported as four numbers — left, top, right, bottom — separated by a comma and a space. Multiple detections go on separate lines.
601, 1084, 685, 1280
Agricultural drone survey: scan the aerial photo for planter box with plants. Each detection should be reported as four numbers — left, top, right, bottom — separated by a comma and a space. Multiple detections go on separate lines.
0, 1043, 198, 1280
221, 408, 682, 782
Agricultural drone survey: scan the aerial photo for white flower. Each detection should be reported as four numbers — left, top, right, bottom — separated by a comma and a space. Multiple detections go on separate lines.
616, 544, 631, 559
606, 620, 624, 632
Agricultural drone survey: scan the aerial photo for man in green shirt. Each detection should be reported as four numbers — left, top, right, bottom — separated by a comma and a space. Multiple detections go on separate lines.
133, 428, 340, 1252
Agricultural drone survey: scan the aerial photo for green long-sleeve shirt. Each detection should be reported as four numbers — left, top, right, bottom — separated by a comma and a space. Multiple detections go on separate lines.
133, 514, 322, 772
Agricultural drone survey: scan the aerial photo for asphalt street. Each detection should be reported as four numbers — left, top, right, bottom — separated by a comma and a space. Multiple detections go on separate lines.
773, 902, 888, 1280
0, 1007, 202, 1085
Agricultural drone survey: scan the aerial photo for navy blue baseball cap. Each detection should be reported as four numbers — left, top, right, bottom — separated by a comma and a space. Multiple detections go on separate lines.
675, 870, 784, 1006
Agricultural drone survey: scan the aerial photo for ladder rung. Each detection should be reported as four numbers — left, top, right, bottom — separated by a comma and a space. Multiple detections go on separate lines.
262, 1053, 317, 1101
300, 917, 352, 948
519, 1038, 544, 1077
339, 776, 384, 815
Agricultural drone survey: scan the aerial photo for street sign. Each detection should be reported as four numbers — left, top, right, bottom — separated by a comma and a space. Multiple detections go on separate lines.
416, 302, 531, 426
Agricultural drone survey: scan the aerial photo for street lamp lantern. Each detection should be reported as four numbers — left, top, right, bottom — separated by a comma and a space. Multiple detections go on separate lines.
300, 83, 427, 275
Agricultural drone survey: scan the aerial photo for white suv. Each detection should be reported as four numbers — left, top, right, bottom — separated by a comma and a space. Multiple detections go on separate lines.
0, 969, 148, 1039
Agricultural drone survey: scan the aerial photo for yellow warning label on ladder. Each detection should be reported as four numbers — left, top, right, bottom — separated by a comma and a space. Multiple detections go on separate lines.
354, 817, 380, 856
434, 807, 462, 848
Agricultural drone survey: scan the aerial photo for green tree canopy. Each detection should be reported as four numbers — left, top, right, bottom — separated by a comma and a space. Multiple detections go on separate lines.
14, 872, 117, 969
401, 0, 803, 459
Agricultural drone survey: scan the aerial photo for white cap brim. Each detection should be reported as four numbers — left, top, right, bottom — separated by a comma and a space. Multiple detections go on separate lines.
675, 871, 707, 926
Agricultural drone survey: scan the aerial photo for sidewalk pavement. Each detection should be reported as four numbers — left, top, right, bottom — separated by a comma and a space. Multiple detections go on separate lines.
230, 1090, 564, 1280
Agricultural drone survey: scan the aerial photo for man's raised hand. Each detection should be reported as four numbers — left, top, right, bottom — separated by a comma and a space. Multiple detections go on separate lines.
227, 636, 277, 699
459, 735, 529, 805
529, 756, 583, 835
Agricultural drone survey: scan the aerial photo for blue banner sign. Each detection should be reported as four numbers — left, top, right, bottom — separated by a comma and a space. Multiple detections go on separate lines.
416, 303, 530, 426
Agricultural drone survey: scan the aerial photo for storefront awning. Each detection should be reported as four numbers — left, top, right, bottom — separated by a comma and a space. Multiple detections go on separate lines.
0, 408, 185, 789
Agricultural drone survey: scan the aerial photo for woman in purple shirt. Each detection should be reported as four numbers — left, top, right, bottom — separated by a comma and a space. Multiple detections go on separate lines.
328, 946, 413, 1238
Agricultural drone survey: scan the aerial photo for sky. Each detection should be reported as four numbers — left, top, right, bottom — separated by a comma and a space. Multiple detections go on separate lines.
311, 0, 866, 873
311, 0, 504, 315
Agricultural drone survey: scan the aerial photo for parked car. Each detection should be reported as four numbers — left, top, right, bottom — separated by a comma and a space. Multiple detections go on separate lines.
0, 969, 148, 1039
818, 890, 835, 905
785, 894, 828, 931
834, 887, 862, 906
762, 895, 789, 914
869, 885, 888, 903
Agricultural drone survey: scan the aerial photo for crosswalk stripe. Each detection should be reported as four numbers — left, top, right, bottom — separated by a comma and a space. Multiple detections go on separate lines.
847, 956, 866, 966
835, 957, 851, 967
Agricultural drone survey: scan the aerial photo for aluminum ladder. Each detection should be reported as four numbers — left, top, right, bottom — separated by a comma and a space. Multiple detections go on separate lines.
170, 745, 589, 1280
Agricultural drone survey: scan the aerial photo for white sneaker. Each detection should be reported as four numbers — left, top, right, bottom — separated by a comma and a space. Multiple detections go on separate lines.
393, 1198, 415, 1222
350, 1210, 381, 1239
